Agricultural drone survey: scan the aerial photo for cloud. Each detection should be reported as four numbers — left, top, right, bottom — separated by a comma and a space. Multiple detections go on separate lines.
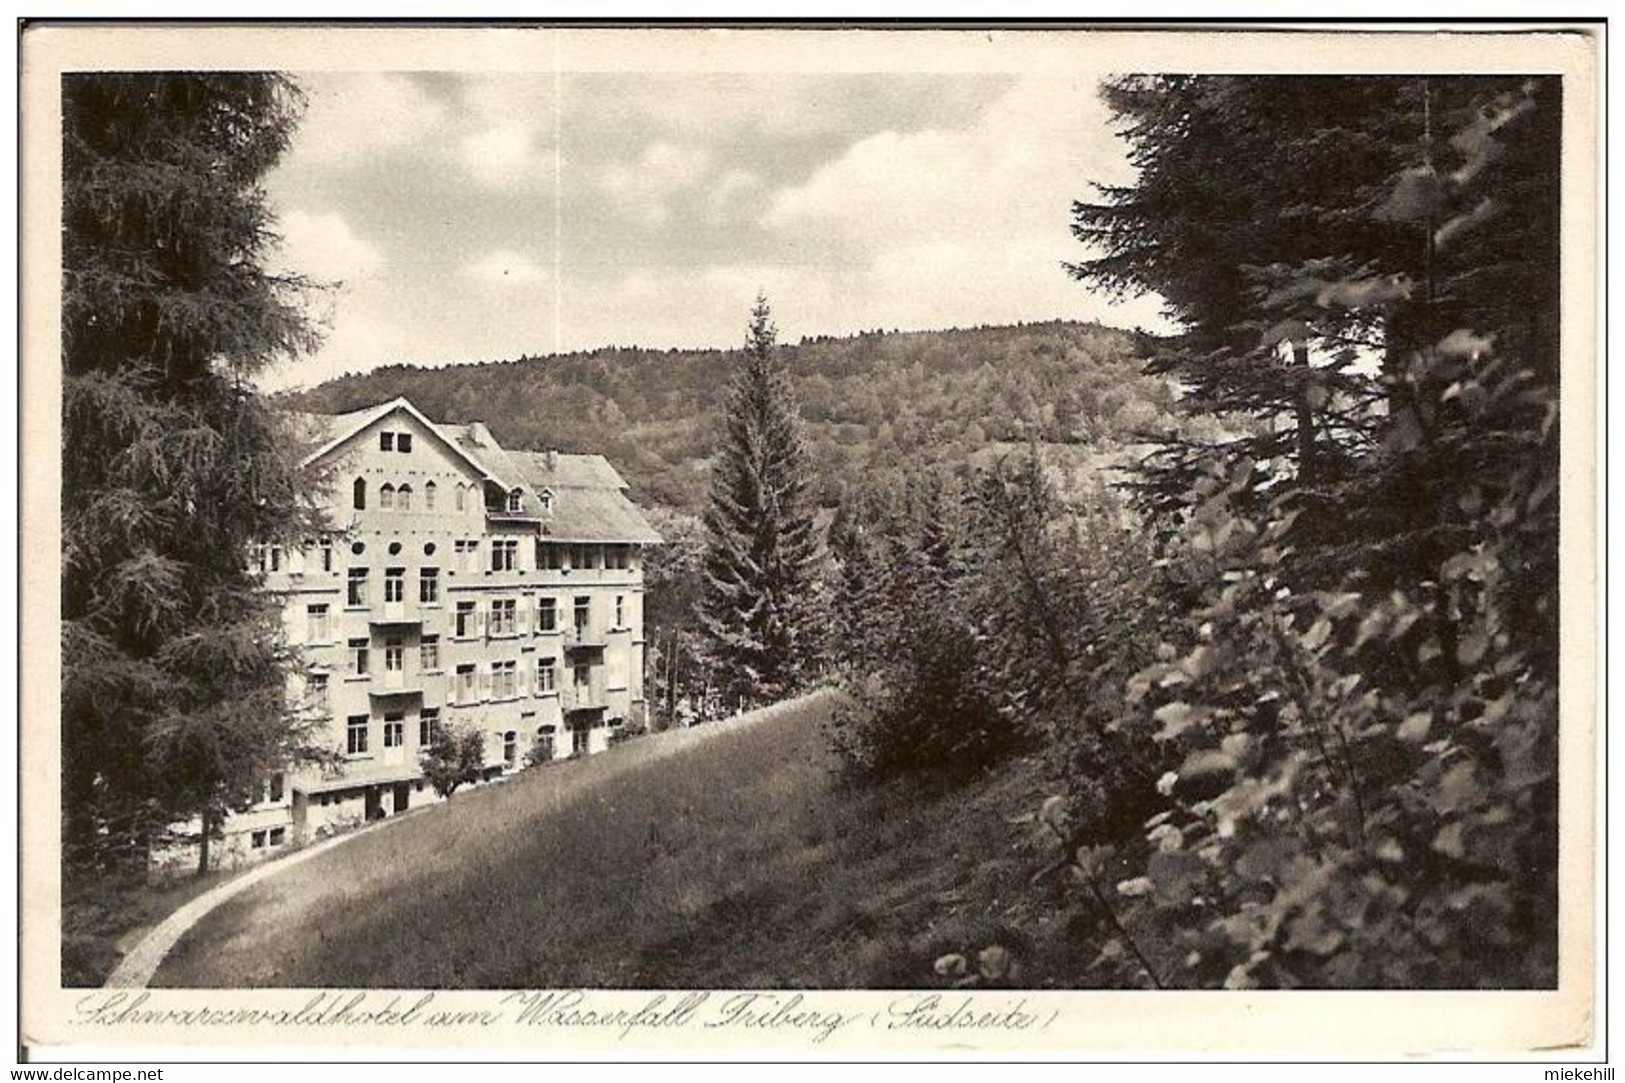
708, 168, 764, 219
763, 76, 1132, 253
600, 142, 712, 226
286, 74, 448, 169
461, 249, 550, 287
275, 210, 385, 285
459, 122, 554, 190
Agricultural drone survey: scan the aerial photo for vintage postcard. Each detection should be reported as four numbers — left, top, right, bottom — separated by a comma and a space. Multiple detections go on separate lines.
19, 20, 1602, 1058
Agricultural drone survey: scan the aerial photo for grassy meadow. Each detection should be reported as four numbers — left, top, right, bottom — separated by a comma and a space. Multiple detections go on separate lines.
155, 691, 1070, 989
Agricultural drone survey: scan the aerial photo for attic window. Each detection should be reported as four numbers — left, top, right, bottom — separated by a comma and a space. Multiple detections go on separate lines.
507, 489, 524, 514
398, 433, 413, 453
538, 489, 553, 513
380, 432, 394, 452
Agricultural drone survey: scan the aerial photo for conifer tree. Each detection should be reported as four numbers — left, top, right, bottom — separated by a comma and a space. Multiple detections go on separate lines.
61, 73, 327, 877
698, 295, 819, 710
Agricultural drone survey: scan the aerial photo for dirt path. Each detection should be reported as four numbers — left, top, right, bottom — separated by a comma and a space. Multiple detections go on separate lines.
109, 693, 832, 989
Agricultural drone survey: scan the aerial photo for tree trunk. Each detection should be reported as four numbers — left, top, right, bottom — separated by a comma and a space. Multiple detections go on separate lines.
196, 808, 213, 878
1293, 341, 1318, 485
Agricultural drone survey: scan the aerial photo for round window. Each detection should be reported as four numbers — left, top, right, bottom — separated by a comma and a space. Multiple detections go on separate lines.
388, 542, 402, 556
350, 541, 365, 556
424, 542, 437, 556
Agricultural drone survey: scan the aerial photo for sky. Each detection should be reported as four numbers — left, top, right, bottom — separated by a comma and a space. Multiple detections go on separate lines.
260, 70, 1172, 390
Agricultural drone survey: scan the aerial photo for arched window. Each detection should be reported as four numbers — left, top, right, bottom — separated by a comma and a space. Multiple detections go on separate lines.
454, 483, 466, 512
424, 480, 437, 510
397, 484, 412, 512
379, 483, 395, 510
352, 477, 366, 510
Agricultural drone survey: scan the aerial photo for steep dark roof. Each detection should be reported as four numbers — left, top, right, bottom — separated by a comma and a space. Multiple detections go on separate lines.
510, 450, 663, 544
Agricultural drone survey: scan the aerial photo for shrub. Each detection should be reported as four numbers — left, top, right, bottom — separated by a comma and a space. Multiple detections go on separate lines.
419, 724, 487, 798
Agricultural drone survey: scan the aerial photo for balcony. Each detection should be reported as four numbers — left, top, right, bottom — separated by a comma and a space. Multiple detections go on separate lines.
564, 684, 607, 712
369, 668, 424, 699
564, 623, 606, 651
369, 600, 421, 626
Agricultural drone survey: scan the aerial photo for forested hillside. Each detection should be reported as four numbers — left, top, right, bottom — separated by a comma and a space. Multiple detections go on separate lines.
281, 320, 1179, 515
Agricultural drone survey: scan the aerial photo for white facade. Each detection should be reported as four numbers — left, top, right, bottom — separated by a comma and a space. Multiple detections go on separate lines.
186, 398, 660, 869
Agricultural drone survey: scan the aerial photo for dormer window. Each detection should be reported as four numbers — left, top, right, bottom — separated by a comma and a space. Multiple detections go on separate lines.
538, 488, 553, 513
507, 489, 524, 514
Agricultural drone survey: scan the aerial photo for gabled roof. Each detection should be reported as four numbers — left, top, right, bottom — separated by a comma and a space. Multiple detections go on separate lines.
298, 397, 514, 489
291, 397, 662, 545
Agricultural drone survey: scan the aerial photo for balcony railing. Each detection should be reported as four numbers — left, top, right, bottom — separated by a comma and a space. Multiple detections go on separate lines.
564, 684, 606, 711
564, 623, 606, 649
367, 599, 423, 625
370, 668, 423, 696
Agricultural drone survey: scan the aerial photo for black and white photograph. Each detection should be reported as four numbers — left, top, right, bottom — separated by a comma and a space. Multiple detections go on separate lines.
20, 19, 1601, 1059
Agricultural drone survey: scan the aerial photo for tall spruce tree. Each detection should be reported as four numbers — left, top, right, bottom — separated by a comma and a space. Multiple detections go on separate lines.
698, 295, 819, 710
62, 73, 328, 877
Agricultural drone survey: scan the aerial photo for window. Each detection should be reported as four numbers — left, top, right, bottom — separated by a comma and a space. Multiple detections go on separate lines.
379, 483, 395, 510
536, 657, 556, 694
534, 728, 555, 761
348, 638, 370, 677
347, 715, 370, 755
493, 660, 519, 699
398, 433, 413, 453
307, 673, 329, 713
574, 662, 591, 690
507, 489, 524, 513
539, 543, 564, 571
455, 664, 478, 704
572, 727, 590, 756
384, 636, 404, 673
353, 477, 366, 510
574, 545, 600, 570
380, 432, 395, 452
251, 830, 268, 849
605, 546, 629, 571
420, 635, 440, 672
419, 567, 440, 605
490, 598, 517, 636
419, 707, 441, 746
397, 484, 412, 512
537, 597, 557, 632
306, 603, 331, 643
347, 568, 369, 607
491, 538, 518, 572
384, 567, 405, 604
425, 481, 437, 510
384, 713, 405, 748
455, 601, 477, 638
269, 827, 286, 847
455, 484, 467, 512
503, 731, 518, 766
269, 772, 285, 803
574, 597, 591, 635
615, 595, 625, 628
456, 538, 479, 572
538, 489, 553, 513
320, 537, 335, 572
266, 545, 284, 572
